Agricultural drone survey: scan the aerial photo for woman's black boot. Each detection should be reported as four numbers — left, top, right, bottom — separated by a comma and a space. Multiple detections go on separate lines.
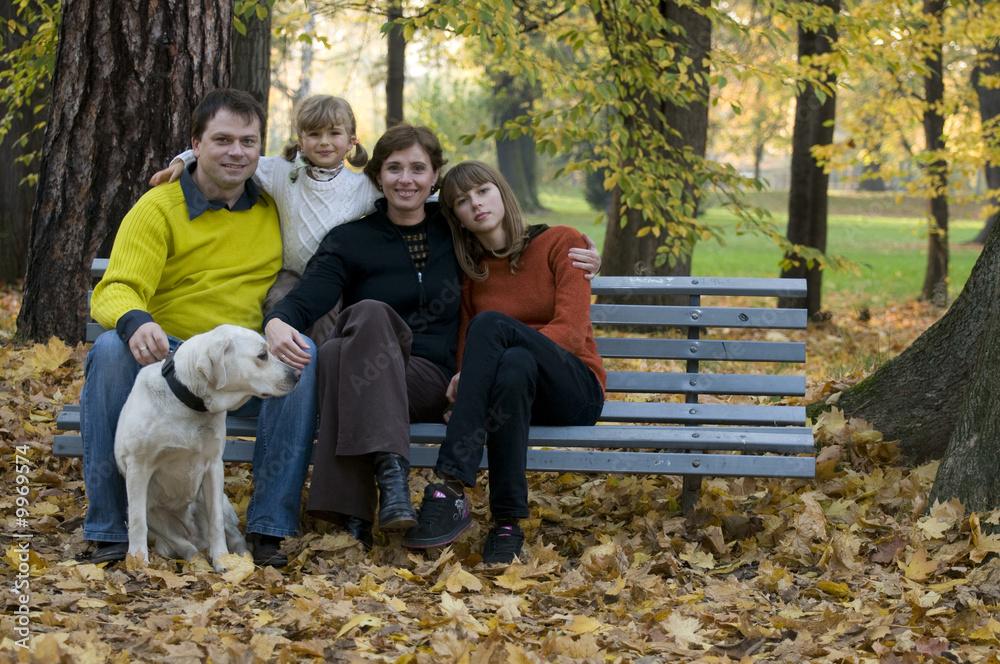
343, 516, 374, 550
374, 452, 418, 530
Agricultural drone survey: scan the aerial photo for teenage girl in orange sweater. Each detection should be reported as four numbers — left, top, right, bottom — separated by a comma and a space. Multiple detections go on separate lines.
403, 161, 606, 564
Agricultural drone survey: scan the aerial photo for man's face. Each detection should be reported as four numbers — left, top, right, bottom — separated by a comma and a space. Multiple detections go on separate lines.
191, 108, 261, 204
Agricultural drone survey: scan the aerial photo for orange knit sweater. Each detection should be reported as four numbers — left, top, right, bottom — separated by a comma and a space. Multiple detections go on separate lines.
456, 225, 607, 392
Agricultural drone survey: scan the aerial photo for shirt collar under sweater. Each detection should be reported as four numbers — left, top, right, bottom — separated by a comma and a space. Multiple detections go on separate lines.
180, 163, 262, 219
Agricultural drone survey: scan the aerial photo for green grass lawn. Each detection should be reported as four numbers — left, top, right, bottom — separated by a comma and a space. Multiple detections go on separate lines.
528, 187, 985, 308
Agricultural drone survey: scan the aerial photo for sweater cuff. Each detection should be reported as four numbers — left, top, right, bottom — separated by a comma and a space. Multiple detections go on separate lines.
261, 310, 290, 333
116, 310, 155, 344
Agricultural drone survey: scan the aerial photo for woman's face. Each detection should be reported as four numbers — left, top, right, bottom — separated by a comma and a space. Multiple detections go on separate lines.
451, 181, 507, 251
377, 143, 440, 224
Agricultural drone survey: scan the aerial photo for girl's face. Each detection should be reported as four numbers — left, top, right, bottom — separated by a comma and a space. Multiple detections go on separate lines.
451, 181, 507, 251
377, 143, 440, 223
299, 124, 353, 169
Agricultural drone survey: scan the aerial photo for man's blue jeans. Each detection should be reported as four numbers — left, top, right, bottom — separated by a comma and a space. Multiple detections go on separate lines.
80, 330, 317, 542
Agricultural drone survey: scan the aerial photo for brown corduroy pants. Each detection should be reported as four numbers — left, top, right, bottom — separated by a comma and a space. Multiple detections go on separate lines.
306, 300, 451, 524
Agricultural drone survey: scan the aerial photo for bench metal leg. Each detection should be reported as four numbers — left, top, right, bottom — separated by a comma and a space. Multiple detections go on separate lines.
681, 475, 702, 514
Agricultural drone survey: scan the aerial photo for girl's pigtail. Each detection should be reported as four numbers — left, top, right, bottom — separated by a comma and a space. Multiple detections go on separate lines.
347, 141, 369, 169
281, 141, 299, 162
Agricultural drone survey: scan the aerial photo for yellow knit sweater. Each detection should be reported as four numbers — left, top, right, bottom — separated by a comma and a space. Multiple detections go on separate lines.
91, 181, 281, 340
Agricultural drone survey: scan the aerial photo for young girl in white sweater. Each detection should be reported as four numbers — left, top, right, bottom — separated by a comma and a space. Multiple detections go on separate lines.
151, 95, 380, 342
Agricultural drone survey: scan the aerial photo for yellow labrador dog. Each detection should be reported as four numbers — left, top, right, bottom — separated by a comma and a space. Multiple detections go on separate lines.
114, 324, 299, 570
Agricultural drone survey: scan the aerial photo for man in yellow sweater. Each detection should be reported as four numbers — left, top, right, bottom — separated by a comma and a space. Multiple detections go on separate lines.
82, 89, 317, 568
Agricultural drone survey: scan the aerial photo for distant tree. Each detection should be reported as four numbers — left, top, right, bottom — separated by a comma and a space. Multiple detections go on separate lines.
596, 0, 710, 293
386, 0, 405, 126
492, 69, 543, 211
780, 0, 840, 316
971, 9, 1000, 244
920, 0, 949, 306
0, 0, 57, 284
17, 0, 232, 342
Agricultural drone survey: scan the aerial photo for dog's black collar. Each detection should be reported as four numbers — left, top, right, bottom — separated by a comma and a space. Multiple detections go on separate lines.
161, 344, 208, 412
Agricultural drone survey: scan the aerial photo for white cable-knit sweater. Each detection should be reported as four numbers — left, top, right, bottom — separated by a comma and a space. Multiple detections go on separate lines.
177, 151, 380, 275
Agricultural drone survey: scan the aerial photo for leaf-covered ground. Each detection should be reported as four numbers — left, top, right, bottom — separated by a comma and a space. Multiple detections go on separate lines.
2, 286, 1000, 663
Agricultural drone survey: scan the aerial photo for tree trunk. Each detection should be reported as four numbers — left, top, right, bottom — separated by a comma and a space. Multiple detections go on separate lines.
929, 249, 1000, 510
386, 1, 405, 127
596, 0, 710, 305
858, 156, 887, 192
17, 0, 232, 343
493, 70, 542, 212
819, 211, 999, 463
232, 4, 272, 151
920, 0, 949, 307
0, 1, 48, 284
780, 0, 839, 316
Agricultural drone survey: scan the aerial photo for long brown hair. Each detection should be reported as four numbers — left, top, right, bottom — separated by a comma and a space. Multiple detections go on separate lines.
440, 160, 529, 281
281, 95, 368, 168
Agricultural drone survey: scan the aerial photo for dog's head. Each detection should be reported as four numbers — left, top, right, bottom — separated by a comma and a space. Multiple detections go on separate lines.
181, 325, 300, 412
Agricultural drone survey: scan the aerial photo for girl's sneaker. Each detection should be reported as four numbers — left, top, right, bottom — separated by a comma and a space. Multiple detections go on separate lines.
481, 523, 525, 564
402, 484, 471, 548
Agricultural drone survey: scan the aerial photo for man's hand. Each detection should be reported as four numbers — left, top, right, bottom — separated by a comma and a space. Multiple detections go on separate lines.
570, 232, 602, 280
130, 322, 170, 366
149, 160, 184, 187
264, 318, 312, 370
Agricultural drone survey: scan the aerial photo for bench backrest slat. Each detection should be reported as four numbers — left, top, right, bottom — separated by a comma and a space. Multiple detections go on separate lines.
590, 304, 807, 329
589, 276, 807, 298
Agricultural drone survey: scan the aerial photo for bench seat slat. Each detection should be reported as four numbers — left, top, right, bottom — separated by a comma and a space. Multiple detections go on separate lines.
413, 448, 817, 478
408, 423, 814, 452
605, 371, 805, 396
598, 401, 806, 426
596, 337, 807, 363
591, 304, 807, 329
53, 434, 815, 474
55, 422, 813, 455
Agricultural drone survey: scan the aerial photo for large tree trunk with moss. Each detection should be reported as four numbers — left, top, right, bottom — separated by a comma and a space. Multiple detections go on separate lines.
819, 218, 997, 463
780, 0, 839, 316
17, 0, 232, 342
929, 261, 1000, 510
596, 0, 709, 304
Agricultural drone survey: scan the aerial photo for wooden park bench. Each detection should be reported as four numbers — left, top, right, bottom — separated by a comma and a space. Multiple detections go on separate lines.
54, 259, 815, 512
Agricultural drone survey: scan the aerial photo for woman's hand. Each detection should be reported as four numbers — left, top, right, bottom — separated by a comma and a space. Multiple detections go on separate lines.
149, 160, 185, 187
264, 318, 312, 370
129, 322, 170, 366
570, 232, 602, 280
443, 372, 461, 423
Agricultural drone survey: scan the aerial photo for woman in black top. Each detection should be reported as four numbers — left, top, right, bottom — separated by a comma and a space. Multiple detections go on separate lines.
265, 124, 600, 548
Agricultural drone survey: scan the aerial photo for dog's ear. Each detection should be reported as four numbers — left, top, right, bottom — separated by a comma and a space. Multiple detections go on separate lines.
197, 337, 233, 389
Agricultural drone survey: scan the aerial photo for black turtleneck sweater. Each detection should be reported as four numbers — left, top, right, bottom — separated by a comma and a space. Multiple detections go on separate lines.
264, 199, 462, 376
